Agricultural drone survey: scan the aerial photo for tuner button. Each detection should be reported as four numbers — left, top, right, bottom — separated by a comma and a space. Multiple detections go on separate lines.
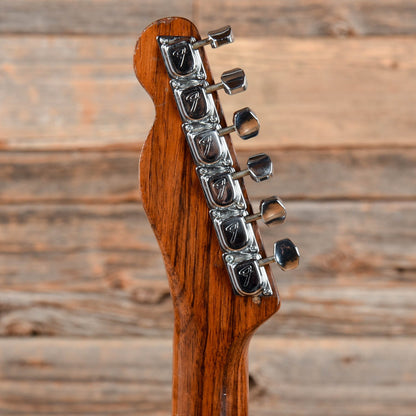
258, 239, 300, 271
217, 107, 260, 140
260, 197, 286, 225
247, 153, 272, 181
234, 107, 260, 140
205, 68, 247, 95
245, 197, 286, 226
192, 26, 234, 49
231, 153, 272, 182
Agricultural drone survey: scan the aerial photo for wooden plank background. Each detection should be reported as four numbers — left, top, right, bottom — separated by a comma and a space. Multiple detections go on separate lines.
0, 1, 415, 415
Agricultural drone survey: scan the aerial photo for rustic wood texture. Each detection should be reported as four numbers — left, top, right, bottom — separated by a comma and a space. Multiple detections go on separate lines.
1, 36, 416, 150
0, 1, 415, 415
198, 0, 416, 37
0, 337, 415, 416
0, 0, 194, 35
1, 148, 413, 203
134, 17, 279, 416
2, 0, 416, 36
0, 202, 415, 337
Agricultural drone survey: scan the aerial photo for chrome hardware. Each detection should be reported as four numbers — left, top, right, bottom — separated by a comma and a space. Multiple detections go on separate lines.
217, 107, 260, 140
258, 239, 300, 271
233, 259, 263, 294
192, 26, 233, 49
211, 210, 257, 252
205, 68, 247, 95
245, 197, 286, 226
186, 129, 231, 166
157, 30, 299, 299
232, 153, 272, 182
208, 173, 236, 206
180, 85, 208, 119
166, 40, 196, 76
220, 216, 251, 250
224, 253, 272, 297
198, 167, 246, 210
158, 36, 205, 79
173, 81, 218, 122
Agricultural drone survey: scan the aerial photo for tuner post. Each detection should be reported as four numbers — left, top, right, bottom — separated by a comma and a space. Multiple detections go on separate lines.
192, 26, 234, 49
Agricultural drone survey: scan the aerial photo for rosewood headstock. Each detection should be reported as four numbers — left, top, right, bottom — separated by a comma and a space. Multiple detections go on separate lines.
134, 17, 299, 416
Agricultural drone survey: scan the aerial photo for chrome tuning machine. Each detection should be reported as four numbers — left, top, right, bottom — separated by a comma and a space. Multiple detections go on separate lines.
158, 23, 300, 298
245, 197, 286, 226
199, 154, 272, 209
212, 197, 286, 252
206, 68, 247, 95
192, 26, 233, 49
218, 107, 260, 140
259, 239, 300, 271
225, 239, 299, 297
232, 153, 272, 182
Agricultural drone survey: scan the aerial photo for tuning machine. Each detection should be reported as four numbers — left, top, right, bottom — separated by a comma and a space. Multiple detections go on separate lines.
232, 153, 272, 182
218, 107, 260, 140
157, 21, 300, 298
206, 68, 247, 95
199, 155, 272, 209
224, 239, 299, 297
259, 239, 300, 271
192, 26, 233, 49
245, 197, 286, 226
212, 196, 285, 252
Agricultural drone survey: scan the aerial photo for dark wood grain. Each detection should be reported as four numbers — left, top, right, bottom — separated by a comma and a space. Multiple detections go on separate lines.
134, 17, 279, 416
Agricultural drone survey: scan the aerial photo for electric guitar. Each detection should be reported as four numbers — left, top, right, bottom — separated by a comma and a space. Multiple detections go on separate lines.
134, 17, 299, 416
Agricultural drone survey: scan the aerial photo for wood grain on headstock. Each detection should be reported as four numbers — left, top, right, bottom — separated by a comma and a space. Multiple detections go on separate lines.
134, 17, 279, 416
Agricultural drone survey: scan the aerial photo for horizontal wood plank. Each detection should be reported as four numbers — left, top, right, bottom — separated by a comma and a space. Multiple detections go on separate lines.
198, 0, 416, 37
2, 0, 416, 37
1, 36, 416, 149
1, 148, 414, 203
0, 202, 415, 337
0, 337, 415, 415
0, 0, 193, 35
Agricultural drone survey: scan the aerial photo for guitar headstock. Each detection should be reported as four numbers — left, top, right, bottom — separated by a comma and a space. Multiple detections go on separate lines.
134, 17, 299, 415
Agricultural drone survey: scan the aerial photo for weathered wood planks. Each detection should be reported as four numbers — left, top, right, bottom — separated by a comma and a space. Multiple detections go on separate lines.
1, 148, 414, 203
2, 202, 414, 280
1, 3, 415, 414
1, 202, 414, 337
198, 0, 416, 37
1, 36, 416, 149
0, 337, 415, 415
2, 0, 416, 36
0, 0, 194, 35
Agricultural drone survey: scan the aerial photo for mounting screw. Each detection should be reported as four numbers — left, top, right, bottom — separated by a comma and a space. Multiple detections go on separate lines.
225, 254, 234, 264
252, 296, 261, 305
